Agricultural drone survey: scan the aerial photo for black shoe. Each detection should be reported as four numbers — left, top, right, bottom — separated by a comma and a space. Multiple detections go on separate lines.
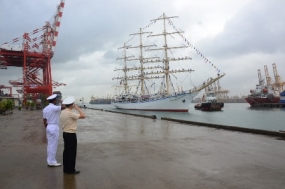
65, 170, 80, 174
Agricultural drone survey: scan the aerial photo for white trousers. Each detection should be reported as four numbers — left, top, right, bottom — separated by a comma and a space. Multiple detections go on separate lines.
46, 124, 59, 164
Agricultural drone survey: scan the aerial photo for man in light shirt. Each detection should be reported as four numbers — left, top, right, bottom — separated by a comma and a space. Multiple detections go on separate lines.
43, 94, 65, 167
60, 96, 86, 174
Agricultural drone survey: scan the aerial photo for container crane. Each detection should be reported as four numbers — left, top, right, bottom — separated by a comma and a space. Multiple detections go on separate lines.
215, 79, 229, 99
0, 0, 66, 103
264, 65, 274, 86
264, 65, 279, 95
272, 63, 285, 94
204, 80, 229, 99
9, 79, 24, 94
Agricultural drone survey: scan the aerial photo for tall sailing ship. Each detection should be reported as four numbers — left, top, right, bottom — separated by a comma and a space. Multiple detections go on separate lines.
112, 13, 225, 112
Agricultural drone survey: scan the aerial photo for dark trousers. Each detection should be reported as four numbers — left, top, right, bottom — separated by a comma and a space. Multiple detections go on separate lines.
63, 132, 77, 173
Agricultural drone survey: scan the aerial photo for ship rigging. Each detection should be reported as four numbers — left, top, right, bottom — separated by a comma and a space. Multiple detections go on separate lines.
112, 13, 225, 112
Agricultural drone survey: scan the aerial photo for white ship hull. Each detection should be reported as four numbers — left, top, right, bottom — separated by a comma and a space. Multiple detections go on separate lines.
111, 92, 199, 112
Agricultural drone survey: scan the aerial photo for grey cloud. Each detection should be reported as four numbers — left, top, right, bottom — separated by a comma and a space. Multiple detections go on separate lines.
0, 1, 57, 43
103, 50, 117, 60
1, 0, 176, 65
52, 0, 176, 64
0, 68, 22, 85
197, 0, 285, 58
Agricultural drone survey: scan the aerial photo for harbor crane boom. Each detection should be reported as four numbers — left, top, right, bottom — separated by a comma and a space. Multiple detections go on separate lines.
272, 63, 285, 94
0, 0, 66, 103
264, 65, 274, 86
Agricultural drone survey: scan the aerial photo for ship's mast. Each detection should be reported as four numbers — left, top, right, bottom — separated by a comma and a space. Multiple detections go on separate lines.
163, 14, 170, 94
114, 29, 160, 96
116, 43, 133, 94
114, 13, 225, 97
147, 13, 192, 95
128, 28, 156, 95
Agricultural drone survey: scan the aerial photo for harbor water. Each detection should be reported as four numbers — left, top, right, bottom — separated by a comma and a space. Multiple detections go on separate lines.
85, 103, 285, 132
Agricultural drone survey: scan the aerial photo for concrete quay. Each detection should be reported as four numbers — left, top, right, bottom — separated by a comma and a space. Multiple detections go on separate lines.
0, 109, 285, 189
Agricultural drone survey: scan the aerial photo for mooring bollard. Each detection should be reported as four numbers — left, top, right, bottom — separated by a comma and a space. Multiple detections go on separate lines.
151, 115, 157, 119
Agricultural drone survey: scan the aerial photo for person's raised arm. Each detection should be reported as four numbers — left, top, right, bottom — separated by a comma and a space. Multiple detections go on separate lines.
74, 104, 86, 119
61, 104, 66, 110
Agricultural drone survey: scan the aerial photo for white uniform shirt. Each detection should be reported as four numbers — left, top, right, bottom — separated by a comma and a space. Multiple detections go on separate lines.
43, 103, 61, 125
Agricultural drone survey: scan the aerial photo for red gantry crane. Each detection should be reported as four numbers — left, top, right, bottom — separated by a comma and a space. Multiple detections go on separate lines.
0, 0, 66, 103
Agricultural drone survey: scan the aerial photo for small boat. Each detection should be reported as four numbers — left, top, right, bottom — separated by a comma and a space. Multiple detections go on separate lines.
194, 92, 224, 111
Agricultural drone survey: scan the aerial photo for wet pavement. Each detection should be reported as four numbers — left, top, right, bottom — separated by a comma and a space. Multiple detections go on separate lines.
0, 109, 285, 189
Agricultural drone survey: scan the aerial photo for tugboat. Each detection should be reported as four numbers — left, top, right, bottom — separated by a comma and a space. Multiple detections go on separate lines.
194, 92, 224, 111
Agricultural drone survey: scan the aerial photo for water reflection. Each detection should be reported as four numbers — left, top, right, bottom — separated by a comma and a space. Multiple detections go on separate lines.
46, 169, 59, 188
140, 124, 145, 135
63, 174, 77, 189
161, 122, 172, 138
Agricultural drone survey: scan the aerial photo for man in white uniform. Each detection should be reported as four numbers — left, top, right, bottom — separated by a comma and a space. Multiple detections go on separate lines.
43, 94, 64, 167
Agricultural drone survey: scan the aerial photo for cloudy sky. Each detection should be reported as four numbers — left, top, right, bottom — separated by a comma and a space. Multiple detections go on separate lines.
0, 0, 284, 102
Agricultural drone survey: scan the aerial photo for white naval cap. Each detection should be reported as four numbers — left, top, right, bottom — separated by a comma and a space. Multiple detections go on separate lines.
47, 94, 57, 100
62, 96, 75, 105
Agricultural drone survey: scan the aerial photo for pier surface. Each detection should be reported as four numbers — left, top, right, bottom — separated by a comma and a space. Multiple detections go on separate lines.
0, 109, 285, 189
